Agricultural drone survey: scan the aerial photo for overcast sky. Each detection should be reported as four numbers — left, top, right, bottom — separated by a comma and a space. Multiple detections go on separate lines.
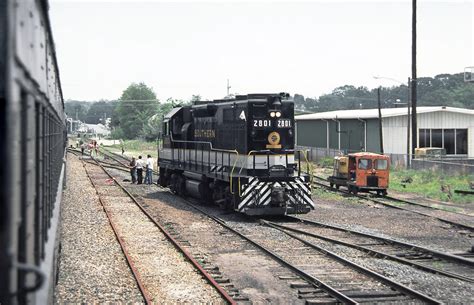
49, 0, 473, 102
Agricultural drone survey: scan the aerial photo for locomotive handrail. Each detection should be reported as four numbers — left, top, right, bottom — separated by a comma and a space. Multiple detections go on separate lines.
167, 134, 241, 194
168, 134, 238, 154
237, 148, 311, 181
300, 149, 314, 183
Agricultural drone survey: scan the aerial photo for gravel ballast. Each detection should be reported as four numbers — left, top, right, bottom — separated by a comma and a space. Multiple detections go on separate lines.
54, 154, 143, 303
55, 154, 224, 303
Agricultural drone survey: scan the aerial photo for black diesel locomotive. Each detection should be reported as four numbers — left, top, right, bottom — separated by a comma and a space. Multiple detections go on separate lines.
158, 93, 313, 215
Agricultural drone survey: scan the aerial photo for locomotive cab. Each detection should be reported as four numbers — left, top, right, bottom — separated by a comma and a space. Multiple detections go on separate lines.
247, 94, 298, 178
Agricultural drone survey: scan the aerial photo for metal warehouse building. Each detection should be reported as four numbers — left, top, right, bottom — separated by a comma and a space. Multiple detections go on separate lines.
295, 106, 474, 158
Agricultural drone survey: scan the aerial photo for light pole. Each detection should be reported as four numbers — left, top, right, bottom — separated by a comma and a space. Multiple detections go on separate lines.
373, 76, 411, 167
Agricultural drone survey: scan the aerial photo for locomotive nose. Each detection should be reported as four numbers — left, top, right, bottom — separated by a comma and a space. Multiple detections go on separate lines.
270, 186, 289, 207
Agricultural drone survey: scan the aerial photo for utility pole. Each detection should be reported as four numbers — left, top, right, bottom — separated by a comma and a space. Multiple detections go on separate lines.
411, 0, 417, 157
227, 79, 231, 96
377, 87, 384, 154
407, 77, 411, 167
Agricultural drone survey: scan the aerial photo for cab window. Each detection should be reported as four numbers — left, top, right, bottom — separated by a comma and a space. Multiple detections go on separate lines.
375, 159, 388, 170
358, 159, 372, 170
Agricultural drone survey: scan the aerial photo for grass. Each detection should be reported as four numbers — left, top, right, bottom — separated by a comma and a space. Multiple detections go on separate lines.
109, 139, 158, 158
312, 186, 345, 201
317, 157, 334, 168
389, 169, 474, 204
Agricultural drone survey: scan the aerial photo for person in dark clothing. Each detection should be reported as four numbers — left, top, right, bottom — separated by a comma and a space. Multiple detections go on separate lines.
136, 155, 144, 184
129, 157, 137, 183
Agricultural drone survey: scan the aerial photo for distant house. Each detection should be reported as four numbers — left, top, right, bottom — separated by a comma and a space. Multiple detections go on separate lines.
82, 123, 110, 137
295, 106, 474, 158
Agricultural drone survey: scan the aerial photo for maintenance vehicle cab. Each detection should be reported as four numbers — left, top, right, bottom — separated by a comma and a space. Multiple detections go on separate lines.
328, 152, 390, 196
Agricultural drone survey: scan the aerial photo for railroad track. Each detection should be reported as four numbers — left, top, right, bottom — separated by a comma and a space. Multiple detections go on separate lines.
312, 176, 474, 232
93, 160, 449, 304
82, 154, 474, 302
100, 147, 161, 176
277, 216, 474, 282
163, 198, 443, 303
77, 152, 235, 304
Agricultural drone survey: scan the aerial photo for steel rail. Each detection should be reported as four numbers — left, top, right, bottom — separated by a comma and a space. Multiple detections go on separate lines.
100, 148, 161, 176
288, 216, 474, 267
82, 159, 129, 173
92, 160, 353, 303
99, 149, 130, 167
170, 198, 358, 304
89, 156, 236, 305
266, 221, 474, 283
314, 174, 473, 217
312, 178, 474, 232
383, 194, 474, 217
82, 162, 153, 305
262, 221, 442, 304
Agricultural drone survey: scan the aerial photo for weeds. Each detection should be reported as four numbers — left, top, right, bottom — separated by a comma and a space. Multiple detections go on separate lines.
312, 187, 345, 201
390, 169, 473, 204
109, 139, 158, 158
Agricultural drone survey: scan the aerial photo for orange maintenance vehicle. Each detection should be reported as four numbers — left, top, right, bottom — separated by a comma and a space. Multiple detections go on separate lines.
328, 152, 390, 196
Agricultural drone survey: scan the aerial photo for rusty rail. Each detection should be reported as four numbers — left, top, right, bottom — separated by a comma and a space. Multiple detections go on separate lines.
82, 162, 153, 304
86, 156, 236, 305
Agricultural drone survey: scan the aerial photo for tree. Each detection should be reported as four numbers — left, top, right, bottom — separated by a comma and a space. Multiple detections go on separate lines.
64, 100, 89, 121
191, 94, 201, 102
114, 82, 159, 139
303, 72, 473, 113
140, 101, 175, 140
85, 100, 118, 124
293, 94, 306, 111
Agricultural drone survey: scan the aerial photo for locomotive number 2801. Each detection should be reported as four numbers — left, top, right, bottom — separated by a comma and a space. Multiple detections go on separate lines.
277, 119, 292, 128
253, 119, 271, 127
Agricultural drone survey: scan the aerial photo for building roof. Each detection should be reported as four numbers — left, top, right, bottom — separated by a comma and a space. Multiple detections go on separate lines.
83, 123, 110, 135
295, 106, 474, 120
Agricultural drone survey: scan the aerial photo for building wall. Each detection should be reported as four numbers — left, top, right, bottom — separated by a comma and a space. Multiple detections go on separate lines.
382, 115, 409, 155
469, 127, 474, 158
296, 111, 473, 158
382, 111, 474, 157
296, 118, 382, 153
296, 120, 326, 147
328, 121, 338, 149
366, 119, 381, 153
339, 120, 366, 152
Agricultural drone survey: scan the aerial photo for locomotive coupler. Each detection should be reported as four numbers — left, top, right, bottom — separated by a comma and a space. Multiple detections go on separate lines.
271, 186, 289, 207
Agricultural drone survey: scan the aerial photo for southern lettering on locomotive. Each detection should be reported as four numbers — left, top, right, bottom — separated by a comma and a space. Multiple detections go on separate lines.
158, 93, 313, 215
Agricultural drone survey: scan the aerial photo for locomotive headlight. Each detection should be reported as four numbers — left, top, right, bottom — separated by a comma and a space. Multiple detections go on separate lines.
270, 111, 276, 117
276, 111, 282, 118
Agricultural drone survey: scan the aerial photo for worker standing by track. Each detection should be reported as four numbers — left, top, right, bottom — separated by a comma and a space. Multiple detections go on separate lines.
136, 156, 144, 184
129, 157, 137, 184
144, 154, 154, 185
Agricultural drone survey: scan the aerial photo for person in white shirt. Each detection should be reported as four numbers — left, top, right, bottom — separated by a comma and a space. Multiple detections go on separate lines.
136, 156, 144, 184
145, 155, 154, 185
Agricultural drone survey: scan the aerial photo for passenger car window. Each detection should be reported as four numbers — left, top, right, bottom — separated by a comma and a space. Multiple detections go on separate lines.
375, 159, 388, 170
358, 159, 372, 170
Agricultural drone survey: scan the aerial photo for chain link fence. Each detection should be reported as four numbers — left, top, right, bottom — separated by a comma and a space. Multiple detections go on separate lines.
296, 145, 474, 175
